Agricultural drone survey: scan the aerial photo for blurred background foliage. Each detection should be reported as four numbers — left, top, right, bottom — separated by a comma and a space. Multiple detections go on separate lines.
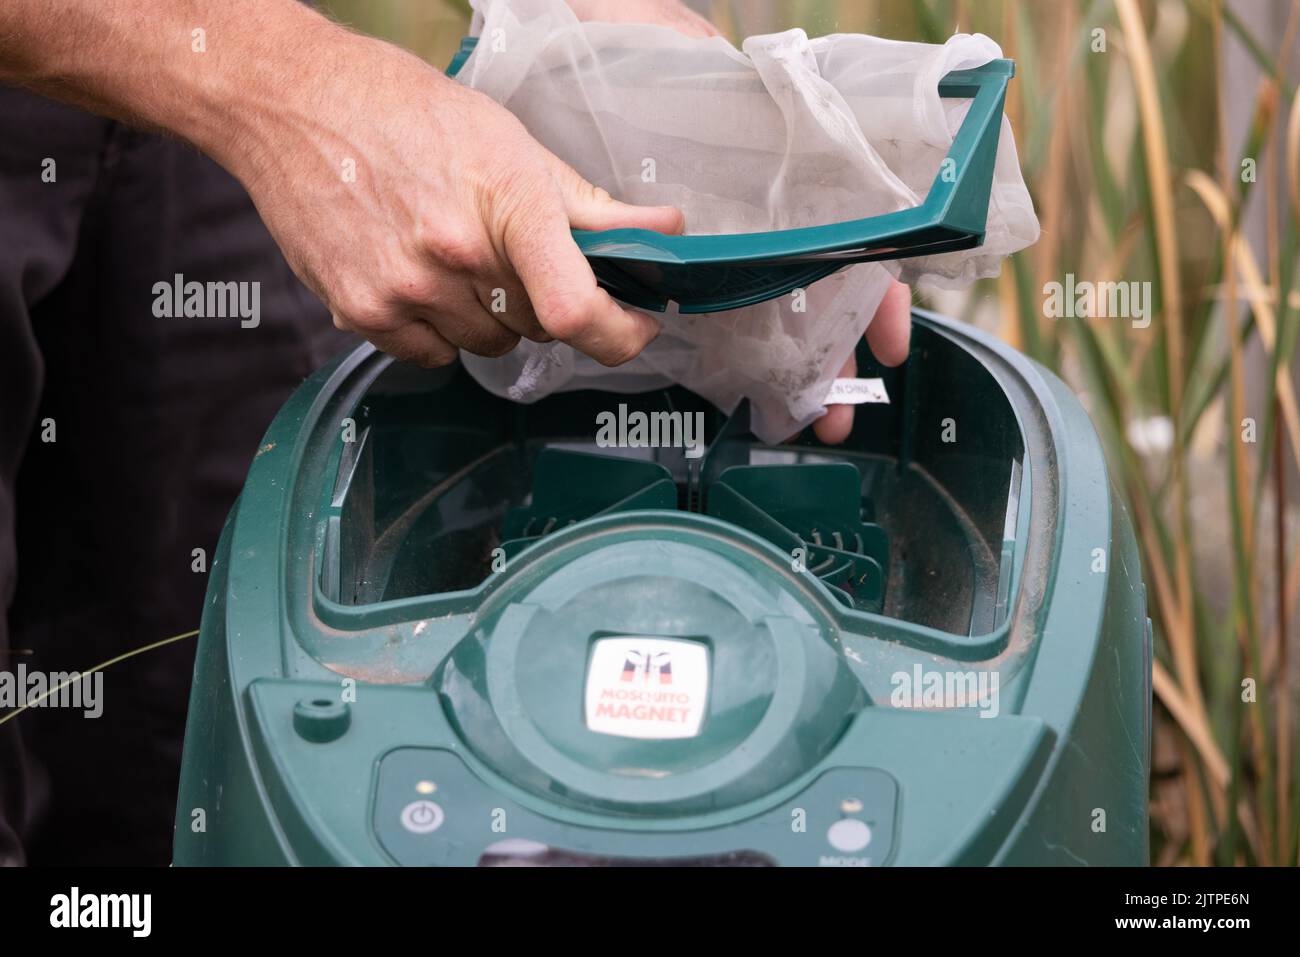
324, 0, 1300, 866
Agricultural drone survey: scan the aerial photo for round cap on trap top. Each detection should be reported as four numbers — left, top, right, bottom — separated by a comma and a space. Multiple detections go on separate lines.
435, 515, 865, 815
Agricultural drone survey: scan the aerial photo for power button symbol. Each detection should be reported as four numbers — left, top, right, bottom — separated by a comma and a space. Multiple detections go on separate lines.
400, 800, 445, 834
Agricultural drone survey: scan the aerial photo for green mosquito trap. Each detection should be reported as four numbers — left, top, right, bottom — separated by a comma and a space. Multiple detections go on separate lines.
173, 52, 1151, 866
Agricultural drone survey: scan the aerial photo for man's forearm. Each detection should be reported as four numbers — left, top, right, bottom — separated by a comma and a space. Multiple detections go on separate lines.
0, 0, 699, 374
0, 0, 353, 177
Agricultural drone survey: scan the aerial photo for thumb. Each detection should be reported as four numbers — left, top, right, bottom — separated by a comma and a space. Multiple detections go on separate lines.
501, 188, 661, 368
548, 155, 685, 235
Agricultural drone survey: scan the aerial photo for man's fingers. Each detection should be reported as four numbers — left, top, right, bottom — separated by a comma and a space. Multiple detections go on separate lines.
475, 276, 551, 342
358, 318, 459, 369
548, 155, 685, 235
503, 195, 660, 366
517, 159, 678, 364
426, 293, 522, 357
489, 156, 683, 365
813, 352, 857, 446
865, 280, 912, 367
814, 282, 912, 446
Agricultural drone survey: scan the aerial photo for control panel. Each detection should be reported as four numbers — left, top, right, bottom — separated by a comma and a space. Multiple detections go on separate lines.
373, 748, 898, 866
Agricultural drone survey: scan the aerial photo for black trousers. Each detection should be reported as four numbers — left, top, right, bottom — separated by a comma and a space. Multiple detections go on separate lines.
0, 86, 352, 865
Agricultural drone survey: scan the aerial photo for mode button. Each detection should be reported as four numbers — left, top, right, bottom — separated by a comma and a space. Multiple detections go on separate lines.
826, 818, 872, 853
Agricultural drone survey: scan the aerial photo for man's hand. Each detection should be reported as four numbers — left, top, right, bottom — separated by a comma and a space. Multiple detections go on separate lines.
0, 0, 685, 368
232, 32, 685, 368
812, 280, 912, 445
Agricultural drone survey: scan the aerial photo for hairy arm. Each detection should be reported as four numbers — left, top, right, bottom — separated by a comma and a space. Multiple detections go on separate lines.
0, 0, 683, 366
0, 1, 327, 174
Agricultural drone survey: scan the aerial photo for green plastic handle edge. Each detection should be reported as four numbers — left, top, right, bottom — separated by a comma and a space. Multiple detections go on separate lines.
448, 36, 1012, 306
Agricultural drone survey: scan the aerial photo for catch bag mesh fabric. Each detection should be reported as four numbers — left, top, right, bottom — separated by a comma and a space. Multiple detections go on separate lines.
458, 0, 1040, 442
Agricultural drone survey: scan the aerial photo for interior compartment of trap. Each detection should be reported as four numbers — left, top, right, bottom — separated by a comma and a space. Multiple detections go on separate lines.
319, 322, 1025, 637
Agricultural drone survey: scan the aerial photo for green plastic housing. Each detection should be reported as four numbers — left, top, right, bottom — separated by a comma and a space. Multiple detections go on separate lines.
447, 37, 1014, 313
173, 310, 1152, 866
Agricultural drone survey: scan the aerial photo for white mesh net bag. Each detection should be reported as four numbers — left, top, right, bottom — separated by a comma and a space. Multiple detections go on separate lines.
456, 0, 1039, 442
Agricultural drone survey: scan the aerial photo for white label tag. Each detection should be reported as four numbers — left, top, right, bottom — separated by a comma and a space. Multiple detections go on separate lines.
825, 377, 890, 405
584, 637, 709, 739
